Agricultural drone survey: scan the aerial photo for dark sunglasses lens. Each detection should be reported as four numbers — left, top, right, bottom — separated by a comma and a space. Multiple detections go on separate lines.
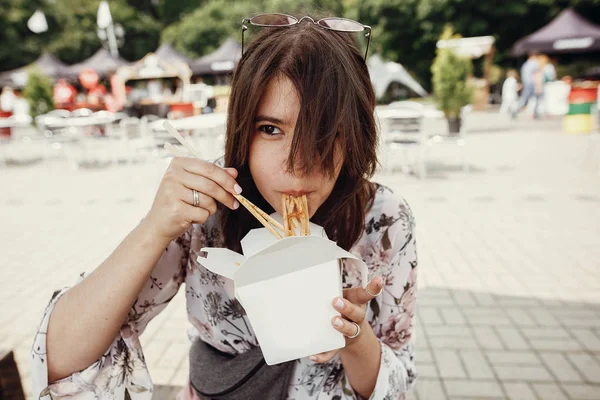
318, 18, 364, 32
250, 13, 297, 26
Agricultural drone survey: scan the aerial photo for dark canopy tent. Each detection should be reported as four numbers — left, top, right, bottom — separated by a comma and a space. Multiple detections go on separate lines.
512, 8, 600, 56
190, 38, 241, 75
583, 65, 600, 79
0, 52, 68, 86
65, 48, 129, 79
155, 43, 191, 66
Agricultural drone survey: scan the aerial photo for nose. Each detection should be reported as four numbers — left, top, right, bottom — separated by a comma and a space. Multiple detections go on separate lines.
281, 145, 313, 177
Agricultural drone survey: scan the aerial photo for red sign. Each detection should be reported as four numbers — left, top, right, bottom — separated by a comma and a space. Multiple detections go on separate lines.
79, 68, 99, 89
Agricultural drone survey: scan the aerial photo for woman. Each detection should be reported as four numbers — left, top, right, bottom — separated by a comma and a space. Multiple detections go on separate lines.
32, 14, 418, 400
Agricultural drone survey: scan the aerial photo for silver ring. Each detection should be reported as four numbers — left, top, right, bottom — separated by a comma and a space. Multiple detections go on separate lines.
365, 284, 384, 297
192, 189, 200, 207
348, 322, 361, 339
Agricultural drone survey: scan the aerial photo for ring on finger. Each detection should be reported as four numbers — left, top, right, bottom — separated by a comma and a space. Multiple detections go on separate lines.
366, 283, 384, 297
347, 322, 361, 339
192, 189, 200, 207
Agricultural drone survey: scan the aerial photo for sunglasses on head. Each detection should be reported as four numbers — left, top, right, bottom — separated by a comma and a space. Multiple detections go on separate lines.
241, 13, 372, 60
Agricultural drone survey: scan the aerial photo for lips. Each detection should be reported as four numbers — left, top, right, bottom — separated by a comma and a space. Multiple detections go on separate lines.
282, 190, 311, 197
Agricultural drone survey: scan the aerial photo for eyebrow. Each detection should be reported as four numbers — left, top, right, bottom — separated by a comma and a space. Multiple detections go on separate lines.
254, 115, 288, 126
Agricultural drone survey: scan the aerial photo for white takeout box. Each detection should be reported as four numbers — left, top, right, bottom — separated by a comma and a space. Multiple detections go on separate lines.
198, 219, 368, 365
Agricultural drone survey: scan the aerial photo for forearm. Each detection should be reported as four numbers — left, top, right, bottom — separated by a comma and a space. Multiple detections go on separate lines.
46, 219, 171, 383
339, 325, 382, 399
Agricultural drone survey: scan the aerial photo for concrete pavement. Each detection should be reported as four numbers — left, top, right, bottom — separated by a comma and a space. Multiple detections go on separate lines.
1, 112, 599, 399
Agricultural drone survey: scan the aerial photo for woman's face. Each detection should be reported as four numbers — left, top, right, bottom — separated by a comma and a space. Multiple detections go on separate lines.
249, 76, 342, 218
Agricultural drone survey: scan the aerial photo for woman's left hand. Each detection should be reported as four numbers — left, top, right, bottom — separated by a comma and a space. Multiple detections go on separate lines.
309, 276, 384, 363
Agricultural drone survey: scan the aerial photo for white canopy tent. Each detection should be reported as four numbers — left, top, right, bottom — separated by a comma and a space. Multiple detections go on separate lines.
367, 54, 428, 99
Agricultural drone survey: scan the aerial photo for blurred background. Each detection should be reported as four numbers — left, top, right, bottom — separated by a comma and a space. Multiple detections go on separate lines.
1, 1, 600, 399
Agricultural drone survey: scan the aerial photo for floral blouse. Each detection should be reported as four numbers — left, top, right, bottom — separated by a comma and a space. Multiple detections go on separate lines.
31, 184, 418, 400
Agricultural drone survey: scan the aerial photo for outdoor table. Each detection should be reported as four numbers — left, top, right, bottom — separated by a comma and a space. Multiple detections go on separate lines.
163, 112, 227, 131
0, 118, 31, 129
375, 107, 445, 120
44, 115, 116, 130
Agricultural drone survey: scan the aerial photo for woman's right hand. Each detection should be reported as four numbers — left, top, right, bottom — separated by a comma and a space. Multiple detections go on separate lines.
143, 157, 242, 243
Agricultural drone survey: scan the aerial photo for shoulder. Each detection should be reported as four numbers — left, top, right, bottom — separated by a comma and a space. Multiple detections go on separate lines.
364, 183, 416, 237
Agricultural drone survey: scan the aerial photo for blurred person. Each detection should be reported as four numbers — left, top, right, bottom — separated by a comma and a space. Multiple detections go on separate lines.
53, 79, 76, 109
32, 12, 417, 400
0, 86, 16, 112
512, 51, 540, 119
12, 89, 30, 118
500, 70, 520, 114
88, 83, 107, 107
533, 54, 558, 118
543, 55, 557, 82
147, 78, 163, 101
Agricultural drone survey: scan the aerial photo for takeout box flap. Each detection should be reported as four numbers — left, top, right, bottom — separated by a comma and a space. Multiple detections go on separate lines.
240, 217, 326, 258
196, 248, 245, 280
234, 235, 368, 288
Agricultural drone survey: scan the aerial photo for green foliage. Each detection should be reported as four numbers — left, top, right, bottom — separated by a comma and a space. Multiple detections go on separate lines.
0, 0, 54, 70
159, 0, 349, 58
2, 0, 600, 92
161, 0, 251, 58
431, 26, 473, 120
48, 0, 161, 63
356, 0, 600, 89
22, 68, 54, 117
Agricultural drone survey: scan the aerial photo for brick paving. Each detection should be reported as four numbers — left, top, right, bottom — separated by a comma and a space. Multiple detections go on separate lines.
1, 112, 599, 399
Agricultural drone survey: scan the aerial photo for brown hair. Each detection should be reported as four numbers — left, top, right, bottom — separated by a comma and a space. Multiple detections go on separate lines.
220, 17, 378, 252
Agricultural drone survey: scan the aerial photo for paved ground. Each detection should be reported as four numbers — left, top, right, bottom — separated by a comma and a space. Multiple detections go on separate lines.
1, 112, 600, 399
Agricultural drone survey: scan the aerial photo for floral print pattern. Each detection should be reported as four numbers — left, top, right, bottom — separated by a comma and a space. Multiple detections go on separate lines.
32, 184, 417, 399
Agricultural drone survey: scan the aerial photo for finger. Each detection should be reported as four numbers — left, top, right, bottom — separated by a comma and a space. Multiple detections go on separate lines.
179, 169, 239, 210
332, 296, 366, 324
309, 350, 338, 363
224, 168, 238, 178
366, 276, 385, 297
178, 184, 219, 215
179, 201, 211, 225
343, 276, 385, 305
332, 317, 361, 338
179, 158, 242, 196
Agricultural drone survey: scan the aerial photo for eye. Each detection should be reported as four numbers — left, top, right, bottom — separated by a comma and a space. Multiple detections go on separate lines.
258, 124, 283, 136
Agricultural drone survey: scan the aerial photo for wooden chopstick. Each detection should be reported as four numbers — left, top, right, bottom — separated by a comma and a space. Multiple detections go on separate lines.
236, 196, 282, 239
164, 142, 189, 157
163, 121, 203, 159
163, 121, 284, 239
235, 195, 284, 232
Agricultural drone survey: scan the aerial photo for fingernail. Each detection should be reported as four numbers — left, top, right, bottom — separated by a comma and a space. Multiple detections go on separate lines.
233, 200, 239, 209
309, 356, 317, 362
377, 276, 385, 287
234, 184, 243, 194
334, 298, 344, 310
334, 318, 343, 327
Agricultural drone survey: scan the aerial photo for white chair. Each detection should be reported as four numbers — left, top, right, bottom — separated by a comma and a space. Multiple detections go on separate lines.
379, 101, 427, 177
140, 114, 161, 137
119, 117, 157, 164
388, 100, 425, 110
424, 105, 472, 174
70, 108, 93, 118
46, 109, 71, 118
92, 110, 115, 120
150, 119, 180, 149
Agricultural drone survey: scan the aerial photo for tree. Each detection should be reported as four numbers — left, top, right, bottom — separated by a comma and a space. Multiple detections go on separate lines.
0, 0, 54, 71
48, 0, 161, 63
23, 68, 54, 117
431, 26, 473, 125
357, 0, 600, 90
